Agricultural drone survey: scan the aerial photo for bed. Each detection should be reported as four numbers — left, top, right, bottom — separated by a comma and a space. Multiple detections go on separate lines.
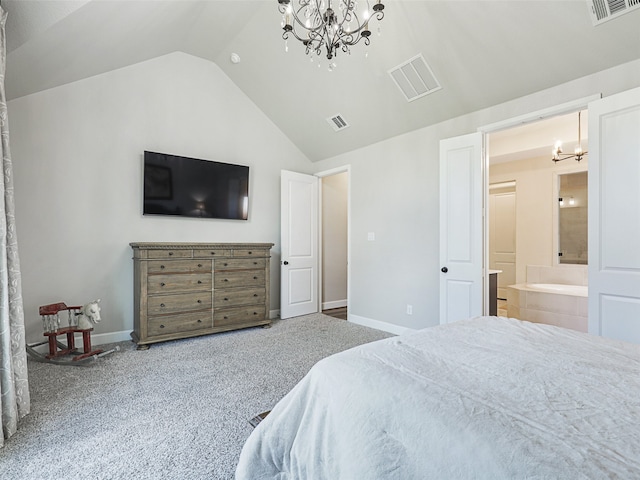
235, 316, 640, 479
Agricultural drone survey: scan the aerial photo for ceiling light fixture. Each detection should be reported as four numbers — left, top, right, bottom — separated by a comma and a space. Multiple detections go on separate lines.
552, 111, 588, 162
278, 0, 385, 66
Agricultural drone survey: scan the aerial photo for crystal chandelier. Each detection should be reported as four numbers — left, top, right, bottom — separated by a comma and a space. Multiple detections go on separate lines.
552, 111, 588, 162
278, 0, 385, 62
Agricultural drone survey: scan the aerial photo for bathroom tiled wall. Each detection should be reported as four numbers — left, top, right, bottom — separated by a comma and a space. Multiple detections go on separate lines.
526, 265, 588, 286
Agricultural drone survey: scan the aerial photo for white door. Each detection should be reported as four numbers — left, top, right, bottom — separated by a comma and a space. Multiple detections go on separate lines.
489, 186, 516, 299
440, 132, 484, 323
281, 170, 319, 319
588, 87, 640, 343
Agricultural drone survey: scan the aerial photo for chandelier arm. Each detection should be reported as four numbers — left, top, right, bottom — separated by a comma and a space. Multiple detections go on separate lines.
278, 0, 385, 60
298, 0, 325, 32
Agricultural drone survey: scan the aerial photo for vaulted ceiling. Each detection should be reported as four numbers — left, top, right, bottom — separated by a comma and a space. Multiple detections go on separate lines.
4, 1, 640, 162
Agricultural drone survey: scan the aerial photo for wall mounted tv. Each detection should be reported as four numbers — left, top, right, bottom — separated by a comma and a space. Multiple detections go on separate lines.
143, 151, 249, 220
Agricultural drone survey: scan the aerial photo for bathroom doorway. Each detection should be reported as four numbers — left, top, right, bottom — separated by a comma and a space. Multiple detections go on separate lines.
487, 110, 589, 323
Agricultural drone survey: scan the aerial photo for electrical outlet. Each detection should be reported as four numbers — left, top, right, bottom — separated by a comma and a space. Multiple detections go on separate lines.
406, 304, 413, 315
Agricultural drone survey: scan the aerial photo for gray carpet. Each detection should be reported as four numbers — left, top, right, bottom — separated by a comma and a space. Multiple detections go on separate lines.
0, 314, 392, 479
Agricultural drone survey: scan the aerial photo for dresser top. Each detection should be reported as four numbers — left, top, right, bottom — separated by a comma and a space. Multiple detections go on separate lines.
130, 242, 274, 250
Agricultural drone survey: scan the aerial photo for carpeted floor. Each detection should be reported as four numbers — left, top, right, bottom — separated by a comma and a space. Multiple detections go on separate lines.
0, 313, 392, 479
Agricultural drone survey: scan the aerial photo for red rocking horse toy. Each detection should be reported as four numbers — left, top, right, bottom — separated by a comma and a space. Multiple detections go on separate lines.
26, 300, 119, 366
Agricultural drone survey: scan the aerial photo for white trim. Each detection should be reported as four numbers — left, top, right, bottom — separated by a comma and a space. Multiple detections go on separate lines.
315, 165, 350, 178
489, 181, 516, 190
82, 329, 131, 346
348, 314, 415, 336
322, 299, 347, 310
479, 94, 601, 134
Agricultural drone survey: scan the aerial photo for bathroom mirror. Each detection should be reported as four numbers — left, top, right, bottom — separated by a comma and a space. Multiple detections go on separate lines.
558, 171, 588, 264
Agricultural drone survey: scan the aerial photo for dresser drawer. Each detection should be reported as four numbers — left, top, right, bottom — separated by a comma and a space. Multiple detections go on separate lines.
147, 249, 192, 259
233, 248, 267, 257
147, 311, 212, 337
148, 292, 212, 315
214, 258, 267, 270
214, 305, 267, 327
147, 260, 211, 275
147, 273, 212, 294
193, 249, 231, 259
214, 270, 265, 288
214, 287, 265, 308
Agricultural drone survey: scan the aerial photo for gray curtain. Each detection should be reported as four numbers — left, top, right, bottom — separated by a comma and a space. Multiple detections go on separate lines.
0, 6, 29, 447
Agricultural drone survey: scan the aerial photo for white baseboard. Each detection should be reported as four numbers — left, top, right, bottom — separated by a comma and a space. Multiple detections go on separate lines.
58, 316, 410, 346
322, 299, 347, 310
348, 314, 416, 336
82, 330, 132, 346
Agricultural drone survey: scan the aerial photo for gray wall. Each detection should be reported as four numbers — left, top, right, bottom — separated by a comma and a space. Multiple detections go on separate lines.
8, 50, 640, 340
312, 59, 640, 332
9, 52, 313, 343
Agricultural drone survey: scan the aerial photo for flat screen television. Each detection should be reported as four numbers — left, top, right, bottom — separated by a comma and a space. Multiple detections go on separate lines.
143, 151, 249, 220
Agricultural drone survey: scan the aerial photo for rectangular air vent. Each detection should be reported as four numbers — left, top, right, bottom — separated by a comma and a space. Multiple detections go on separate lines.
388, 54, 441, 102
327, 114, 350, 132
587, 0, 640, 25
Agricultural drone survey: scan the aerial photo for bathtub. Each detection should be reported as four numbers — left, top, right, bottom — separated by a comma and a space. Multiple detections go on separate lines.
517, 283, 587, 296
506, 283, 588, 333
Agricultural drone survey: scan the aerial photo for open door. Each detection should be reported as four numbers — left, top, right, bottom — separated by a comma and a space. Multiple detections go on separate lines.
280, 170, 319, 319
588, 87, 640, 343
439, 132, 484, 323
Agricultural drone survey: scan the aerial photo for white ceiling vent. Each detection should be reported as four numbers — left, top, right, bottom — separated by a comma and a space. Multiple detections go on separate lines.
587, 0, 640, 25
388, 54, 442, 102
327, 114, 350, 132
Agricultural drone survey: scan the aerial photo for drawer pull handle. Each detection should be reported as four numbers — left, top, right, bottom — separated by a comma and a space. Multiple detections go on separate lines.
210, 252, 216, 255
253, 311, 258, 315
197, 299, 202, 304
197, 280, 202, 284
197, 319, 202, 323
224, 316, 229, 320
224, 279, 229, 282
223, 263, 228, 266
253, 294, 258, 297
160, 265, 165, 269
160, 303, 165, 308
253, 262, 258, 265
224, 298, 228, 301
253, 276, 258, 280
160, 324, 165, 328
160, 282, 166, 287
248, 251, 253, 254
198, 264, 203, 268
168, 252, 173, 256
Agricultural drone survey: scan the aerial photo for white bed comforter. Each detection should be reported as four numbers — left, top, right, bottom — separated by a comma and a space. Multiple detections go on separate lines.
235, 317, 640, 479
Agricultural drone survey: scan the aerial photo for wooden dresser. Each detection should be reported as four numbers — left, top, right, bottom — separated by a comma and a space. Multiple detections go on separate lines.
130, 242, 273, 348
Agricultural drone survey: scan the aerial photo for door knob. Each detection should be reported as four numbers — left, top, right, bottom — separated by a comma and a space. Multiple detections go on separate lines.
283, 261, 289, 265
441, 267, 448, 273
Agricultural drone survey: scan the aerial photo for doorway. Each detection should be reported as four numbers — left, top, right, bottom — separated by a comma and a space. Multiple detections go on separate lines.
318, 168, 349, 320
488, 181, 516, 316
485, 107, 590, 323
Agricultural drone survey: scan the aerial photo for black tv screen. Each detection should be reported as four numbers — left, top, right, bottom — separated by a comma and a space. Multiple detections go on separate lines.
143, 151, 249, 220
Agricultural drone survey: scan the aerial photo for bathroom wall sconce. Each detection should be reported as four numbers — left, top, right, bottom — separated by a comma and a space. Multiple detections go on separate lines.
559, 197, 577, 208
